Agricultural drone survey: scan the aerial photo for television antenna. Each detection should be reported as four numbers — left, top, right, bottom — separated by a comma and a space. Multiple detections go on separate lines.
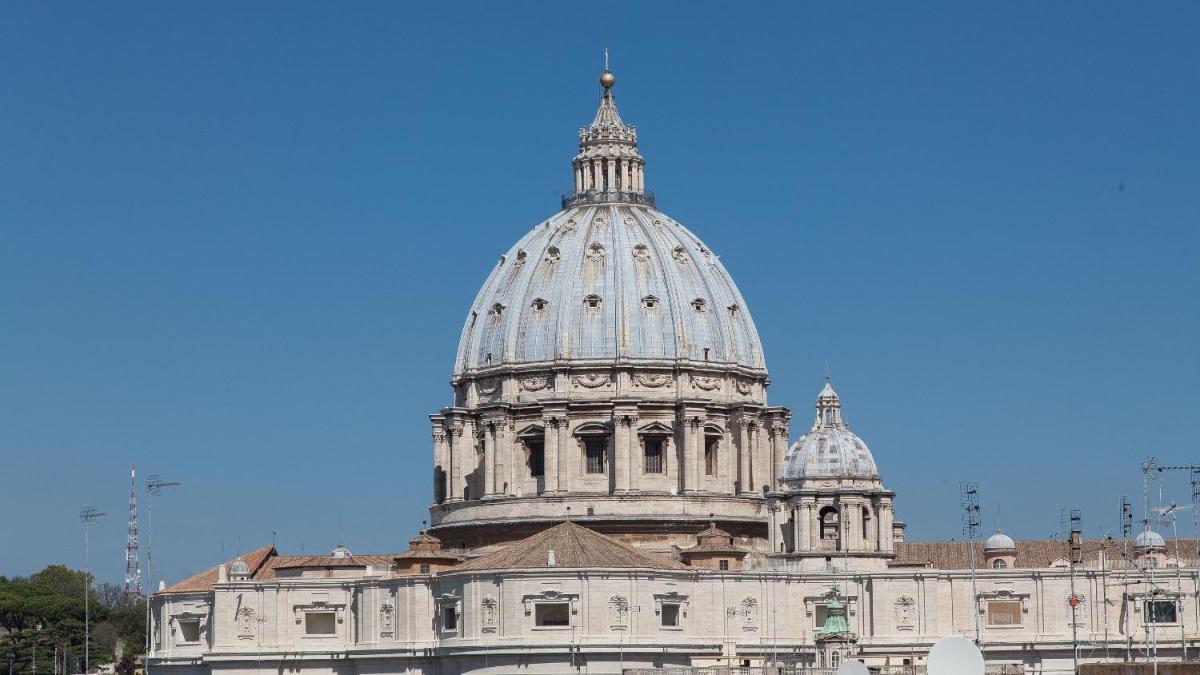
959, 481, 982, 645
79, 507, 106, 674
144, 472, 181, 667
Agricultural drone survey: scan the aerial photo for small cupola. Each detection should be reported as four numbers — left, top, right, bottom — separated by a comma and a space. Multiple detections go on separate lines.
984, 530, 1017, 569
229, 557, 251, 581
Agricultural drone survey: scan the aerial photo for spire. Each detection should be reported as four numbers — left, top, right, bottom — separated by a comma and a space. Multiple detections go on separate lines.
564, 58, 652, 210
814, 377, 844, 429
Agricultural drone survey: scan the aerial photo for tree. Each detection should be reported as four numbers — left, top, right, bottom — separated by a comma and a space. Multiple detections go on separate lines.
115, 651, 138, 675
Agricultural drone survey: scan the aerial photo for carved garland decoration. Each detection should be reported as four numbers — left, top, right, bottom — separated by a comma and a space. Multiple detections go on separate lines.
633, 372, 671, 388
572, 373, 611, 389
691, 374, 722, 391
519, 375, 550, 392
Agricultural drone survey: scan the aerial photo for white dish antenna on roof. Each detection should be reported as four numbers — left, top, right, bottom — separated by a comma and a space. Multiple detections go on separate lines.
927, 636, 984, 675
836, 660, 870, 675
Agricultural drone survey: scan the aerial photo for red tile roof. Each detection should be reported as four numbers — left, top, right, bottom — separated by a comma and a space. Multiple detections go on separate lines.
158, 545, 276, 595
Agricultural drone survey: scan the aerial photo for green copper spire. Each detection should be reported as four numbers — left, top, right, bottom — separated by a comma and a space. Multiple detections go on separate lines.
815, 586, 858, 642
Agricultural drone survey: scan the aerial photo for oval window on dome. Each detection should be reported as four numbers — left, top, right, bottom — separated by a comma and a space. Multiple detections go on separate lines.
691, 298, 707, 312
491, 303, 506, 317
586, 242, 607, 260
583, 295, 602, 310
531, 298, 548, 313
672, 246, 688, 263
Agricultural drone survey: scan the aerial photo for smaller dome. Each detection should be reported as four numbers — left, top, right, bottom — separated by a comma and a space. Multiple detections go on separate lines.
985, 530, 1016, 551
329, 544, 354, 559
229, 558, 250, 576
1136, 529, 1166, 550
782, 379, 879, 482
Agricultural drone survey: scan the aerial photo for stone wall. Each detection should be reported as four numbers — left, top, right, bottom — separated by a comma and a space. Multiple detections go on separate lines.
1080, 665, 1200, 674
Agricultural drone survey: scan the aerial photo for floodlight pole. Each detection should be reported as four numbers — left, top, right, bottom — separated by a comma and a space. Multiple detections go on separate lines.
144, 474, 180, 670
80, 508, 105, 675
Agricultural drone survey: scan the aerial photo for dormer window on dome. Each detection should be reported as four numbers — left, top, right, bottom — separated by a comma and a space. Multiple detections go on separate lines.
531, 298, 548, 312
691, 298, 707, 312
584, 295, 602, 310
641, 295, 659, 309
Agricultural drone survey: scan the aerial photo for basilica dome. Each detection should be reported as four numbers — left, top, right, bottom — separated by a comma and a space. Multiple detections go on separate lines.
453, 207, 765, 376
781, 380, 880, 482
452, 71, 764, 379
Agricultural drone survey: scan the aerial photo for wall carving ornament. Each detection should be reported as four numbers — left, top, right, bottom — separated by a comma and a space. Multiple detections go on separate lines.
519, 375, 550, 392
572, 373, 611, 389
476, 378, 501, 395
379, 602, 394, 638
481, 596, 498, 632
736, 378, 754, 395
894, 596, 916, 631
633, 372, 671, 388
726, 596, 759, 632
609, 594, 630, 630
691, 374, 721, 391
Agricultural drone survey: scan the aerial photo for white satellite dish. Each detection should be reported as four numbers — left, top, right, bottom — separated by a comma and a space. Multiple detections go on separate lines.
927, 635, 984, 675
836, 660, 870, 675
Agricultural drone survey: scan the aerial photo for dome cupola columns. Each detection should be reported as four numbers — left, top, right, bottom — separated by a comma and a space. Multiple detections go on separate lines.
566, 60, 651, 209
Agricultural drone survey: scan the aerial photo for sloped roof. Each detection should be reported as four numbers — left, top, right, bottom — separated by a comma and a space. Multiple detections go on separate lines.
158, 545, 275, 594
454, 521, 689, 572
682, 524, 747, 557
892, 538, 1200, 569
272, 554, 396, 570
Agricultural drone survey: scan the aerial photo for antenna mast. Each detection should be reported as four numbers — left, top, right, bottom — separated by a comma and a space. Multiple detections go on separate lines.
124, 465, 142, 597
145, 472, 181, 666
80, 507, 106, 674
960, 481, 982, 646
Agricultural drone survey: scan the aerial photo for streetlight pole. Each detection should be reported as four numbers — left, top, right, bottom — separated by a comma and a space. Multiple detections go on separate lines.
79, 508, 105, 675
144, 474, 180, 672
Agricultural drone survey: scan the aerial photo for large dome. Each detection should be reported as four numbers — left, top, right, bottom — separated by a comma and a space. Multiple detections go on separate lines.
453, 204, 766, 376
782, 381, 880, 482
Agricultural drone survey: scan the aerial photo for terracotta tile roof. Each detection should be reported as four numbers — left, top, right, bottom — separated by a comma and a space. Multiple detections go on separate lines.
682, 524, 748, 557
158, 545, 275, 595
394, 531, 461, 561
454, 521, 690, 572
892, 538, 1200, 569
272, 554, 397, 570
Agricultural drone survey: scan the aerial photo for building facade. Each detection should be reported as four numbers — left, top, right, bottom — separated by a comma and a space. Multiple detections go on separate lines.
149, 67, 1198, 674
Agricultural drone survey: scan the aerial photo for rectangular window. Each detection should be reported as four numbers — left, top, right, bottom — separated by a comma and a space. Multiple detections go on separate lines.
718, 559, 730, 571
177, 619, 201, 643
585, 437, 606, 474
1146, 600, 1178, 624
644, 438, 664, 473
986, 601, 1022, 626
419, 563, 430, 574
305, 612, 336, 635
442, 606, 458, 631
526, 439, 545, 477
661, 603, 681, 627
535, 602, 571, 627
814, 605, 829, 629
705, 436, 719, 476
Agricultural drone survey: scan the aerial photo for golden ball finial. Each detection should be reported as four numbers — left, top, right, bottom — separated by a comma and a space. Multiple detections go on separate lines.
600, 70, 615, 89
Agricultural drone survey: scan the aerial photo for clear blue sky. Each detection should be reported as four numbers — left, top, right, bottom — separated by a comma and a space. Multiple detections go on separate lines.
2, 2, 1198, 586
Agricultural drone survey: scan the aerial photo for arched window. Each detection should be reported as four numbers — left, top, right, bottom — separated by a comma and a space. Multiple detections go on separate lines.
992, 559, 1007, 569
819, 506, 840, 546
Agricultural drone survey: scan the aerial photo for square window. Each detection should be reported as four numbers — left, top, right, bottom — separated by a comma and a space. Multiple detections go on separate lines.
535, 602, 570, 627
305, 612, 336, 635
1146, 600, 1178, 624
661, 603, 681, 627
986, 601, 1022, 626
585, 437, 607, 474
419, 563, 430, 574
644, 438, 664, 473
442, 606, 458, 631
718, 559, 730, 571
177, 619, 201, 643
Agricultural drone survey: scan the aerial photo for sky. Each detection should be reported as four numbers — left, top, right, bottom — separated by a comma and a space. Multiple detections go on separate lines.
1, 2, 1198, 587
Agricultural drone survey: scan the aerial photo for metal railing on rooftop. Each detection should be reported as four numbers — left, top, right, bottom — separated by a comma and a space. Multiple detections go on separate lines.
562, 188, 656, 210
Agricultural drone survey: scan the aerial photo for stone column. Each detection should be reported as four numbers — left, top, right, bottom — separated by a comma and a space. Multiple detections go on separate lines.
614, 415, 631, 493
575, 163, 583, 193
767, 500, 780, 553
679, 416, 692, 494
722, 423, 736, 494
810, 503, 820, 551
543, 417, 560, 493
431, 419, 448, 501
481, 422, 495, 497
770, 419, 789, 491
446, 419, 463, 501
738, 419, 752, 495
606, 159, 615, 192
881, 501, 895, 553
691, 415, 705, 492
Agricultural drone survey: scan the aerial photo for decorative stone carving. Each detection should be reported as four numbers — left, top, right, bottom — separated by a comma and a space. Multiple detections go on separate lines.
736, 379, 754, 395
236, 607, 255, 639
726, 597, 758, 632
476, 378, 501, 395
633, 372, 671, 388
632, 244, 651, 262
609, 594, 630, 630
519, 375, 550, 392
691, 374, 721, 391
586, 242, 607, 260
894, 596, 915, 631
572, 372, 611, 389
379, 602, 394, 638
544, 246, 561, 264
481, 596, 498, 632
672, 246, 688, 263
